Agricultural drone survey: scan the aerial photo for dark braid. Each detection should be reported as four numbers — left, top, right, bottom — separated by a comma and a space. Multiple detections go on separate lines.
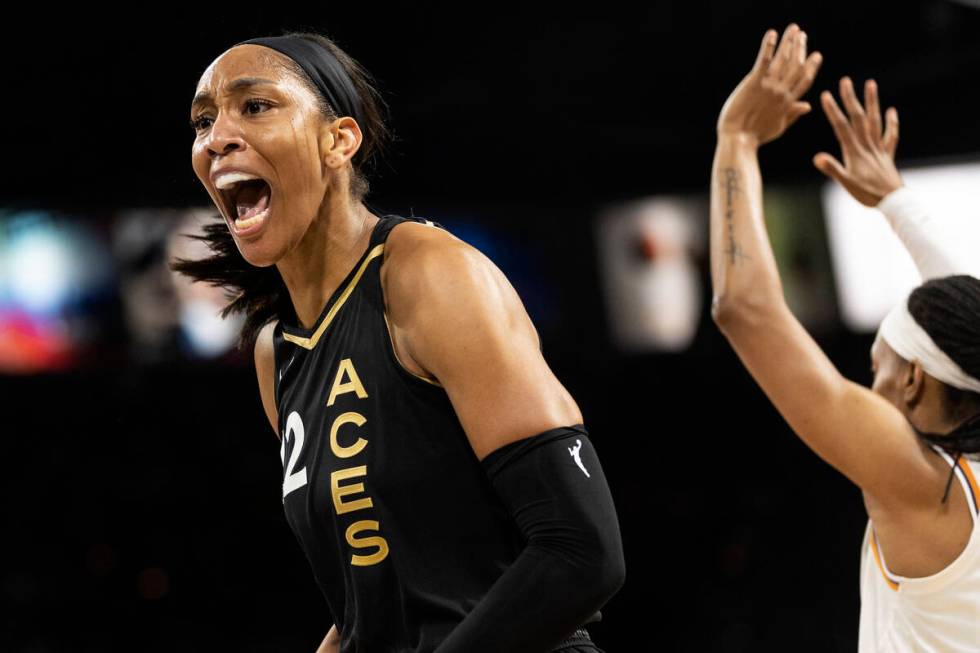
171, 31, 391, 349
906, 275, 980, 458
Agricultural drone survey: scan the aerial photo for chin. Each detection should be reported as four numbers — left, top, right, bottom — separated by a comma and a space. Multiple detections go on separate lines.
232, 234, 284, 269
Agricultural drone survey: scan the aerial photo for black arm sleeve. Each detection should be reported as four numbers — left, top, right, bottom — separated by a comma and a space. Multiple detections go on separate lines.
434, 425, 625, 653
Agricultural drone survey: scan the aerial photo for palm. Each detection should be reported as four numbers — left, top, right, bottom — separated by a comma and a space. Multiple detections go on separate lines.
717, 25, 822, 146
813, 77, 902, 207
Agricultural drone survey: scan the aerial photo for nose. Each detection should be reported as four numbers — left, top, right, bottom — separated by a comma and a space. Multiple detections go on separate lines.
205, 111, 246, 158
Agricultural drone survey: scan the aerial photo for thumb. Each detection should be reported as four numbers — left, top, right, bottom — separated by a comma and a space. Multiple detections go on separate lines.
785, 101, 811, 129
813, 152, 848, 185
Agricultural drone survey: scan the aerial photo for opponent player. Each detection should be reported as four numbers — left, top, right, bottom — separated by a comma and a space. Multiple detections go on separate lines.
711, 24, 980, 651
175, 31, 624, 653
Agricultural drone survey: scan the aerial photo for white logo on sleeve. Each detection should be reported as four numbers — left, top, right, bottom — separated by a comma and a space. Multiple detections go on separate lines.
568, 439, 591, 478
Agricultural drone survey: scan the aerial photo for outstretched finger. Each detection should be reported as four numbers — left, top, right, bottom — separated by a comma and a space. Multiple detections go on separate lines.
839, 77, 870, 144
865, 79, 882, 145
752, 29, 779, 76
768, 24, 799, 80
882, 107, 900, 157
821, 90, 858, 151
790, 50, 823, 99
782, 30, 810, 89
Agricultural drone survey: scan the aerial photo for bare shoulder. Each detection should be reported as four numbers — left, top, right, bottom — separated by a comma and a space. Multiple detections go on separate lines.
254, 320, 279, 437
382, 220, 579, 457
382, 220, 480, 280
380, 218, 541, 369
381, 220, 509, 316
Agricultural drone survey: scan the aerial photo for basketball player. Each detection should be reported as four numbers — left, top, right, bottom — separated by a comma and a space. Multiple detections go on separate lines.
175, 31, 624, 653
711, 24, 980, 651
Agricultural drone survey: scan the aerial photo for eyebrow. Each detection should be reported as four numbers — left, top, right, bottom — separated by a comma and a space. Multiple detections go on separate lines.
191, 77, 278, 109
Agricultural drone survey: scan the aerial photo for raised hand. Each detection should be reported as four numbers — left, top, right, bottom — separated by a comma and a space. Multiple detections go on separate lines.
813, 77, 902, 206
717, 24, 823, 147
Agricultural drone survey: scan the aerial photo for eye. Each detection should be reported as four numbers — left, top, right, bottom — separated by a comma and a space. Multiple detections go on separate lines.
190, 114, 212, 132
244, 98, 274, 115
189, 98, 273, 133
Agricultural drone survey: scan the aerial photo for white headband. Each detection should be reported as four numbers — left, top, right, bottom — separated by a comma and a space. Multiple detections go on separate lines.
878, 296, 980, 394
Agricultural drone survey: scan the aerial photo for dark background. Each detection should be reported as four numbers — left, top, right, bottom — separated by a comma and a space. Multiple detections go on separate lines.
4, 2, 980, 651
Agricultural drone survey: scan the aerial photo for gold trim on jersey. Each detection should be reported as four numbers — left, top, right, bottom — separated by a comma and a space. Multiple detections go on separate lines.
869, 454, 980, 592
870, 531, 900, 592
956, 456, 980, 516
382, 311, 444, 387
282, 244, 386, 349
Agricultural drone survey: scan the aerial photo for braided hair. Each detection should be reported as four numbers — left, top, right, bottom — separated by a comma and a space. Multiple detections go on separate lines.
904, 275, 980, 500
907, 275, 980, 455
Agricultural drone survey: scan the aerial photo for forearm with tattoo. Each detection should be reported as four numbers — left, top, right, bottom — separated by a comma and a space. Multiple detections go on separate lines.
709, 138, 783, 313
721, 167, 748, 266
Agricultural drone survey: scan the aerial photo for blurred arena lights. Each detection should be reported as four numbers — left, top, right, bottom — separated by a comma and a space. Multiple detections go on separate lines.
822, 160, 980, 331
595, 196, 705, 352
0, 211, 113, 373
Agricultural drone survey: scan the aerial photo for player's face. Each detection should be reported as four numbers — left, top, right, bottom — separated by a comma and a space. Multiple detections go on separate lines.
190, 45, 331, 267
870, 335, 910, 414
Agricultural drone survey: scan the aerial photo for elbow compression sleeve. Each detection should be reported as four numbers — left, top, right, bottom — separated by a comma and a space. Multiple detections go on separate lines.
434, 425, 625, 653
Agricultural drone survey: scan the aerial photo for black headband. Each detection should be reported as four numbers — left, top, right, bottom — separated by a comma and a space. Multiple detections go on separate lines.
236, 35, 364, 129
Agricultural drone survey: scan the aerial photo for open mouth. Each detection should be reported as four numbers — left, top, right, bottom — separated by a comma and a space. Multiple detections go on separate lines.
219, 178, 273, 231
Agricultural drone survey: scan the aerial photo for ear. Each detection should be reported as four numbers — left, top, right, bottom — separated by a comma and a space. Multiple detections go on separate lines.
319, 116, 364, 170
903, 360, 926, 407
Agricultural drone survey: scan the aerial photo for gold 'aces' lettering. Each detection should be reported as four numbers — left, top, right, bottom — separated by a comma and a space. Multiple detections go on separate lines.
327, 358, 369, 406
346, 520, 390, 566
330, 411, 368, 458
326, 356, 390, 567
331, 466, 374, 514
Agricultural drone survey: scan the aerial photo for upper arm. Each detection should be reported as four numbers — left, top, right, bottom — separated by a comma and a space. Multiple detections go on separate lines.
383, 224, 582, 460
254, 320, 280, 439
715, 302, 943, 510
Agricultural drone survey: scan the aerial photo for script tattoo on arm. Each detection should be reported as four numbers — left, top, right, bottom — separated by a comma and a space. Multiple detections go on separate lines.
722, 167, 749, 266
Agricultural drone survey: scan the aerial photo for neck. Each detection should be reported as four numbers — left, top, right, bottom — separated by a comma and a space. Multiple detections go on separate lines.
911, 410, 962, 437
908, 378, 962, 437
276, 190, 379, 329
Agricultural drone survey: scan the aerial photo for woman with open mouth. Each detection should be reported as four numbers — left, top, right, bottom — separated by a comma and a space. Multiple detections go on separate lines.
176, 31, 625, 653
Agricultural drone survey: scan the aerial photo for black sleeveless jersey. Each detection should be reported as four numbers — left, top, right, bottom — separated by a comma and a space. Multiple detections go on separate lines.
271, 215, 523, 653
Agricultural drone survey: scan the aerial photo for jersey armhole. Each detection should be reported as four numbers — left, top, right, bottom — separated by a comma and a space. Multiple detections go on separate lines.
873, 447, 980, 594
377, 218, 446, 391
382, 310, 445, 389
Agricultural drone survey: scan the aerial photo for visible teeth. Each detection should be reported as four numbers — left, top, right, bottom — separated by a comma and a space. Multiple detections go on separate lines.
215, 171, 260, 190
234, 207, 269, 230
